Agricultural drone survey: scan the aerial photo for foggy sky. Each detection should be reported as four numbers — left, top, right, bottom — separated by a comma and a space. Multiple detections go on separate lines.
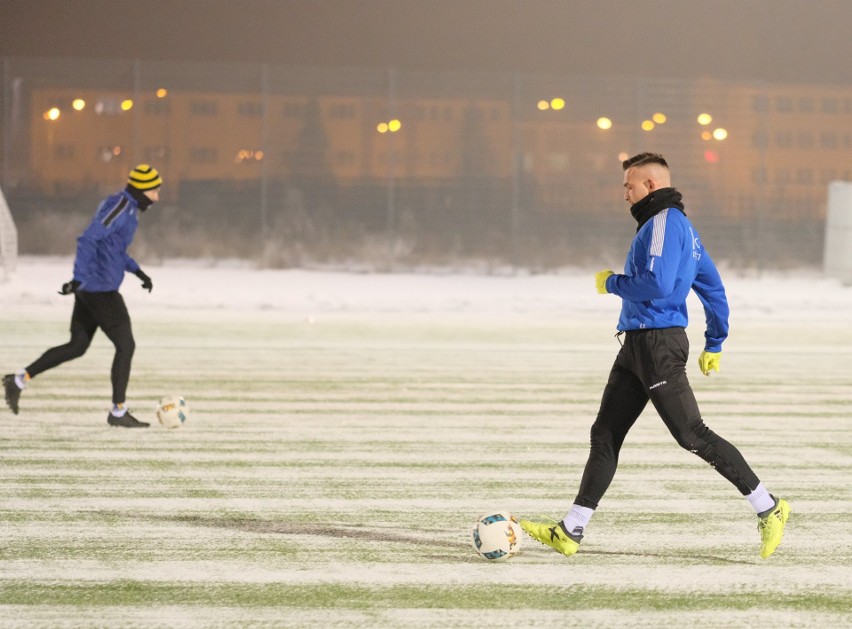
1, 0, 851, 85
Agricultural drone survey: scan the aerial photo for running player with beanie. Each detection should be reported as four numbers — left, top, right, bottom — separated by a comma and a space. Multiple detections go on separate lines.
4, 165, 162, 427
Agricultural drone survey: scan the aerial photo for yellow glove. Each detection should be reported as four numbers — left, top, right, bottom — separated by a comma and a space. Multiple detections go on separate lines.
698, 350, 721, 376
595, 269, 614, 294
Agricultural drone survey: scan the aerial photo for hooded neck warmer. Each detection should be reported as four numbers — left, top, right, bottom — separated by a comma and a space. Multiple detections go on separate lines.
629, 187, 685, 231
125, 185, 155, 211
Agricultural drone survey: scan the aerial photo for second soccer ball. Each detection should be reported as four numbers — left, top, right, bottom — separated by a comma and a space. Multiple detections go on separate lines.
156, 395, 189, 429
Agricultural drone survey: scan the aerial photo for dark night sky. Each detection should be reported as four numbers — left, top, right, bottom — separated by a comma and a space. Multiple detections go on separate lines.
1, 0, 851, 85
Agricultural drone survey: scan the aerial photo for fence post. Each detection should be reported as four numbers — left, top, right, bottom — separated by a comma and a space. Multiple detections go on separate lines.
510, 73, 521, 270
260, 62, 269, 236
386, 67, 396, 268
133, 59, 142, 164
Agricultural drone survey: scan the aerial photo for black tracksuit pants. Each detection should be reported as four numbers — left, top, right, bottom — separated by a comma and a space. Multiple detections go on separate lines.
574, 327, 760, 510
26, 291, 135, 405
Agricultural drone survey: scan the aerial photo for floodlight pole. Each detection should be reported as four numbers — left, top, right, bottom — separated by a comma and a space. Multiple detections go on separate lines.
260, 63, 270, 236
132, 59, 142, 164
510, 73, 521, 271
386, 67, 397, 269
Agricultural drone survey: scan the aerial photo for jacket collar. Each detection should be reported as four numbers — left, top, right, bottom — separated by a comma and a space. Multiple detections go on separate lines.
125, 185, 154, 212
629, 187, 685, 231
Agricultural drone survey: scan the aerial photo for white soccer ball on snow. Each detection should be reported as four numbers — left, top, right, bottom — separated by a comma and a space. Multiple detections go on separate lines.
156, 395, 189, 429
470, 512, 522, 561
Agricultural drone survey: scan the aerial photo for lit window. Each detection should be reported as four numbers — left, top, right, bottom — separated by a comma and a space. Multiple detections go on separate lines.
235, 149, 264, 163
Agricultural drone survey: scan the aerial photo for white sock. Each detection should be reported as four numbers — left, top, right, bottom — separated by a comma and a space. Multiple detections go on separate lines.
14, 370, 28, 389
746, 482, 776, 514
111, 403, 127, 417
561, 504, 595, 538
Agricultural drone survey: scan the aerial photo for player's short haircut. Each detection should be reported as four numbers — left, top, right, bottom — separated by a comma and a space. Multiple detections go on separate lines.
622, 152, 668, 172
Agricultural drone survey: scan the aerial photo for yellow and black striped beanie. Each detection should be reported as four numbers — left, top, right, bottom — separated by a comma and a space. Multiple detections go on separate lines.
127, 164, 163, 190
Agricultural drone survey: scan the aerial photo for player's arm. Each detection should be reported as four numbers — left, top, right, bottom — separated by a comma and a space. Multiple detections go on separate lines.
113, 216, 150, 290
124, 253, 140, 275
692, 251, 729, 352
71, 219, 104, 288
606, 214, 679, 301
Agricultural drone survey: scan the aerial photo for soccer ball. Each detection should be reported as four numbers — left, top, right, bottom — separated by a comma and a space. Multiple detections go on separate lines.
470, 512, 522, 562
156, 395, 189, 429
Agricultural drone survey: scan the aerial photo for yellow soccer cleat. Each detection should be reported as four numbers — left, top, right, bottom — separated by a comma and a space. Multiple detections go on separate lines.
758, 498, 790, 559
519, 519, 581, 557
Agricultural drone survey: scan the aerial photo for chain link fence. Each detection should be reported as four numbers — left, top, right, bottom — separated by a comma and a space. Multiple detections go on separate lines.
2, 57, 846, 270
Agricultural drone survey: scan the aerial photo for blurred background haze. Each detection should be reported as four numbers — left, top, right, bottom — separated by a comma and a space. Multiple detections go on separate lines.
1, 0, 850, 270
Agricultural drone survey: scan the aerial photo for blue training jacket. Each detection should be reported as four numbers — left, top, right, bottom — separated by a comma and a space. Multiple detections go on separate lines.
72, 189, 142, 292
604, 207, 729, 352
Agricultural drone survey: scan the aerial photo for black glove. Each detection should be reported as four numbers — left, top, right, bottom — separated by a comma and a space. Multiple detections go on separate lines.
135, 269, 153, 292
58, 279, 81, 295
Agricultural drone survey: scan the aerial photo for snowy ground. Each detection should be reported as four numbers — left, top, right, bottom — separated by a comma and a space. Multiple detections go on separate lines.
1, 257, 851, 627
3, 256, 852, 323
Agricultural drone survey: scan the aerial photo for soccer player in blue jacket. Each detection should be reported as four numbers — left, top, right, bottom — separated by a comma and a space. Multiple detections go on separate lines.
3, 165, 162, 428
520, 153, 790, 559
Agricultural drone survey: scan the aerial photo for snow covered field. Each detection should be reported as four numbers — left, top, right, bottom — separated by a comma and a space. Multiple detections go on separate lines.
1, 257, 851, 627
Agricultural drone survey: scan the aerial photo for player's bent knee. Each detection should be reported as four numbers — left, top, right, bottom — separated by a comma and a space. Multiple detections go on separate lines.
115, 337, 136, 357
67, 336, 92, 359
